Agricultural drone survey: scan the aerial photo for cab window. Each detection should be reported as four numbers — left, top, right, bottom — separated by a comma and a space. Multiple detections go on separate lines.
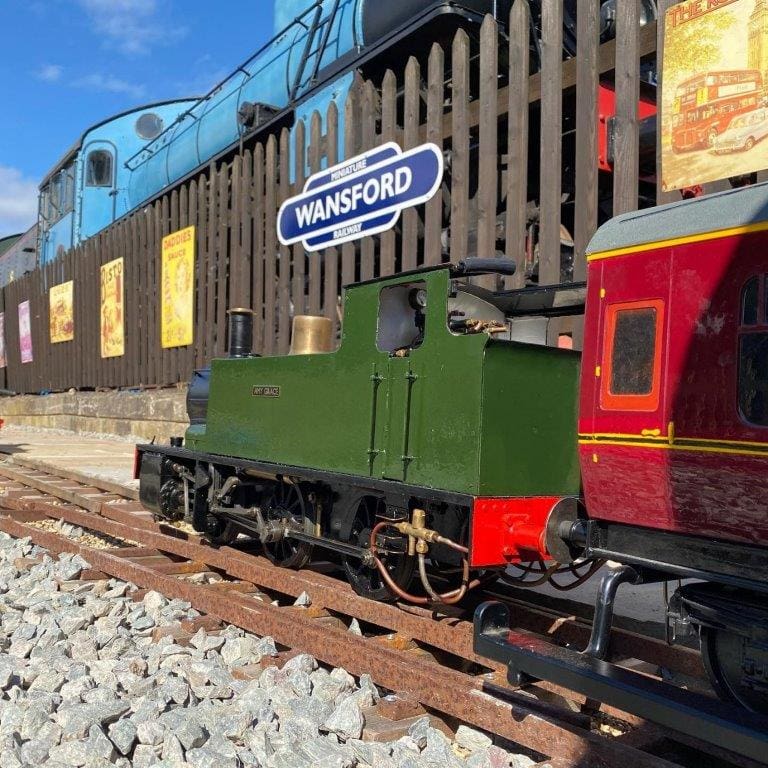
377, 282, 426, 354
738, 276, 768, 426
601, 299, 665, 411
86, 150, 113, 187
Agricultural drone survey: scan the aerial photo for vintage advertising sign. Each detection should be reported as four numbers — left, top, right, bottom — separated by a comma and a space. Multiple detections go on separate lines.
100, 257, 124, 359
161, 226, 195, 349
0, 313, 7, 369
18, 300, 33, 364
662, 0, 768, 190
277, 142, 444, 251
49, 280, 74, 344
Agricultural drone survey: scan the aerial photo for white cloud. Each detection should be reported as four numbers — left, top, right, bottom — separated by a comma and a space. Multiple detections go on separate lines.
77, 0, 186, 55
0, 167, 38, 238
36, 64, 63, 82
71, 73, 146, 99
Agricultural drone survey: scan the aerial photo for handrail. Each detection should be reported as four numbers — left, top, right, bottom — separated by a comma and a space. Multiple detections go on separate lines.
124, 0, 328, 171
290, 0, 343, 101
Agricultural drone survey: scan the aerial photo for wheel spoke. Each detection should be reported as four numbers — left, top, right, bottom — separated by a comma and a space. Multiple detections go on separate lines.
342, 498, 413, 601
262, 482, 312, 569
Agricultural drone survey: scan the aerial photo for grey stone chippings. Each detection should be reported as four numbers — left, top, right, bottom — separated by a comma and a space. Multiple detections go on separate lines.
455, 724, 494, 753
0, 531, 534, 768
322, 695, 365, 741
108, 717, 138, 756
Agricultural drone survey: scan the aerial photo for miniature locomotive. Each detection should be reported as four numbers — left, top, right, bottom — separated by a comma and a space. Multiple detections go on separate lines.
138, 258, 583, 601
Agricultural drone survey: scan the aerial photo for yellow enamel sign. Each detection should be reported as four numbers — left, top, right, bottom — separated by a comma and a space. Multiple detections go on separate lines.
100, 257, 124, 358
161, 226, 195, 349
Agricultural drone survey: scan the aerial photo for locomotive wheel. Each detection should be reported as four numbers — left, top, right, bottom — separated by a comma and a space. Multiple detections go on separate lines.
262, 482, 313, 569
342, 497, 414, 602
700, 627, 768, 715
205, 516, 239, 546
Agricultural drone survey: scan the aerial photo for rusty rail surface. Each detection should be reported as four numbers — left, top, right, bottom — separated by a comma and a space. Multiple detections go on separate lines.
0, 461, 759, 768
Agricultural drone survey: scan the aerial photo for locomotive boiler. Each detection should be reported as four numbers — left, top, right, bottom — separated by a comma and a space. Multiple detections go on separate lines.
37, 0, 512, 266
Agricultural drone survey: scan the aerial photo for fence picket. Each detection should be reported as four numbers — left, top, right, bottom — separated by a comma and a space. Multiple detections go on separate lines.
402, 57, 421, 272
324, 102, 340, 340
506, 1, 530, 289
477, 16, 499, 289
425, 43, 445, 267
450, 30, 470, 265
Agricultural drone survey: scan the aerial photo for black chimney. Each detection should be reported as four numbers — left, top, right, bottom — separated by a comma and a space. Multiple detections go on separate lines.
227, 308, 254, 358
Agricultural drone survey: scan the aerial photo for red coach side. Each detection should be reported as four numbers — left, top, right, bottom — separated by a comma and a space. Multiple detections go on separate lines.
580, 188, 768, 545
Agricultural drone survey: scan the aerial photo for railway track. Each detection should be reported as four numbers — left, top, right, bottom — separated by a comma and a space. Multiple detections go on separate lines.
0, 456, 762, 768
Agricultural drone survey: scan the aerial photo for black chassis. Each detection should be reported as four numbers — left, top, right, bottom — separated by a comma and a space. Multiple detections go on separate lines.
136, 443, 473, 562
472, 519, 768, 763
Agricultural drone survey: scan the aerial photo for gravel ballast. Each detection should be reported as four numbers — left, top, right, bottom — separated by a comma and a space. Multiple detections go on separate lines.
0, 532, 537, 768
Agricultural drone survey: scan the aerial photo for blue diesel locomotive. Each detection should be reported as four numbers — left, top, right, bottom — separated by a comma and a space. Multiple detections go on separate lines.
35, 0, 654, 267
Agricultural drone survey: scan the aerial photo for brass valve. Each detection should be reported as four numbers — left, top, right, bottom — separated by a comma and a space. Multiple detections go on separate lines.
395, 508, 439, 556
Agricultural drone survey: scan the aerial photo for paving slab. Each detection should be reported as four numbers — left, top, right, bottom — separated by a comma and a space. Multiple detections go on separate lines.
0, 425, 138, 491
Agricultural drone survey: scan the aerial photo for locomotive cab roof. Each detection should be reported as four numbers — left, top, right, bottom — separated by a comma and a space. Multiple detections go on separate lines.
39, 98, 198, 190
347, 258, 586, 319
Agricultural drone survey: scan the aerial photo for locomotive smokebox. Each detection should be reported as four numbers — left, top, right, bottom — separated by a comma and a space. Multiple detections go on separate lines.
290, 315, 333, 355
227, 308, 255, 358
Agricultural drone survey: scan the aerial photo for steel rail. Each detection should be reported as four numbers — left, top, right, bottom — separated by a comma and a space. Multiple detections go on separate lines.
0, 461, 706, 678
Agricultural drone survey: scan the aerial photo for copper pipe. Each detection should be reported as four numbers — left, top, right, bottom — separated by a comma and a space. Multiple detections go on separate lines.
369, 522, 481, 605
418, 553, 471, 605
432, 535, 469, 554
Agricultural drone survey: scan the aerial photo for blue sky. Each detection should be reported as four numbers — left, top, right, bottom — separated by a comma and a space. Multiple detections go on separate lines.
0, 0, 281, 237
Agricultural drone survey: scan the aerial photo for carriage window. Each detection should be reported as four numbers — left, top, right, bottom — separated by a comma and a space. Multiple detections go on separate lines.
739, 276, 768, 426
86, 150, 113, 187
742, 276, 759, 326
601, 299, 664, 412
377, 282, 426, 354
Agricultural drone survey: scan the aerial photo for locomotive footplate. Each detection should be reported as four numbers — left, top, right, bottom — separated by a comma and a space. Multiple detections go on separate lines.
474, 602, 768, 763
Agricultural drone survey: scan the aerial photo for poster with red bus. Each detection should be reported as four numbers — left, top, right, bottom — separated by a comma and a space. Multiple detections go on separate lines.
662, 0, 768, 191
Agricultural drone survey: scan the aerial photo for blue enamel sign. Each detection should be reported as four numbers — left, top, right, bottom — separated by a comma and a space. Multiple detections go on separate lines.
277, 142, 444, 251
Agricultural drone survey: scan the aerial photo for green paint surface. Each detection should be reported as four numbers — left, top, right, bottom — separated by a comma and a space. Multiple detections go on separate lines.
188, 268, 580, 498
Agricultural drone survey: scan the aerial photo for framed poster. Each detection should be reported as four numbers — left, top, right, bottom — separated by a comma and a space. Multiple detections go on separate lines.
100, 258, 124, 359
662, 0, 768, 190
0, 313, 6, 369
161, 226, 195, 349
49, 280, 74, 343
18, 300, 33, 364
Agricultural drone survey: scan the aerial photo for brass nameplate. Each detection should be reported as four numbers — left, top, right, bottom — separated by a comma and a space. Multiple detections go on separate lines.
252, 385, 281, 398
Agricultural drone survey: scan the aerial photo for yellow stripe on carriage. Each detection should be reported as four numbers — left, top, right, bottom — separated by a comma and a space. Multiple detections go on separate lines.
578, 437, 768, 459
586, 220, 768, 262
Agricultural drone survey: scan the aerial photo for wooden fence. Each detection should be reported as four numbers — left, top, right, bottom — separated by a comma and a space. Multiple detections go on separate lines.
0, 2, 662, 394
